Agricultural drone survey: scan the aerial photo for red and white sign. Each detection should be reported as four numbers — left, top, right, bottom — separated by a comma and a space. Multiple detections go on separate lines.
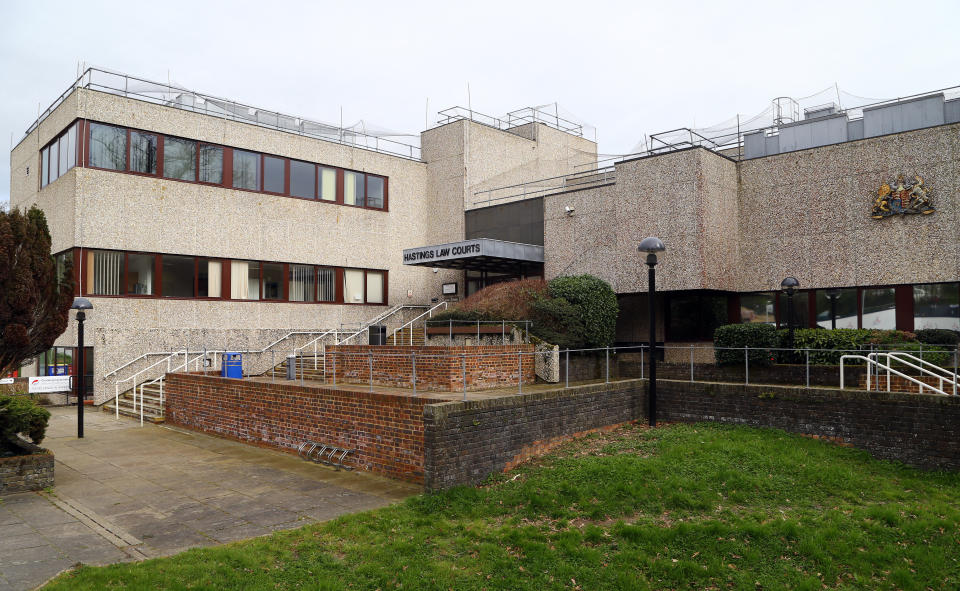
28, 376, 72, 393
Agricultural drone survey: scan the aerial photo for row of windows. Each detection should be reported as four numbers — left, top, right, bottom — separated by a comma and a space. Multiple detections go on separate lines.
40, 122, 80, 188
57, 249, 387, 305
664, 283, 960, 341
41, 120, 388, 209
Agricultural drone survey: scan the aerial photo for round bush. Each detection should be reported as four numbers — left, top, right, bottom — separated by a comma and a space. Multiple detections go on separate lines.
547, 275, 618, 348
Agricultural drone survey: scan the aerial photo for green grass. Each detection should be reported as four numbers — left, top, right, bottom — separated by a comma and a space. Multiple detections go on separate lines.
44, 423, 960, 590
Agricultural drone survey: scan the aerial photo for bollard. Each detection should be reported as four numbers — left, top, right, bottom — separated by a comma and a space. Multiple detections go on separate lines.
411, 352, 417, 396
744, 347, 749, 385
286, 355, 296, 380
565, 349, 569, 389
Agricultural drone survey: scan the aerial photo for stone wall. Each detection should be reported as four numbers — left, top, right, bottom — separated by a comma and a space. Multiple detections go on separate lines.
325, 345, 535, 391
0, 445, 54, 494
164, 373, 428, 483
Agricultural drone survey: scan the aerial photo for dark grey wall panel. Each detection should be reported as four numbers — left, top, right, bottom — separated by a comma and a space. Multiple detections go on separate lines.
779, 113, 848, 152
945, 98, 960, 124
465, 197, 544, 246
864, 93, 945, 138
847, 119, 864, 141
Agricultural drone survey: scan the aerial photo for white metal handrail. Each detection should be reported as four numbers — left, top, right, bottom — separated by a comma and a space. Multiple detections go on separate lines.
292, 327, 343, 370
867, 352, 958, 396
337, 305, 428, 345
389, 302, 448, 345
840, 355, 950, 396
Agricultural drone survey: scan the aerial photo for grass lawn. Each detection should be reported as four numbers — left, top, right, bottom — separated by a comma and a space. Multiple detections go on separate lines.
44, 423, 960, 590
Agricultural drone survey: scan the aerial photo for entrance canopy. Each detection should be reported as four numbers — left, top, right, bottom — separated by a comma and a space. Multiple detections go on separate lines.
402, 238, 544, 272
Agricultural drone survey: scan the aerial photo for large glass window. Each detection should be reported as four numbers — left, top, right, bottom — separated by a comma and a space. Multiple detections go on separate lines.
815, 288, 858, 329
262, 263, 284, 300
862, 288, 896, 329
263, 156, 285, 193
290, 160, 315, 198
89, 123, 127, 171
289, 265, 315, 302
48, 141, 59, 180
161, 255, 194, 297
85, 250, 123, 295
914, 283, 960, 331
163, 137, 197, 181
230, 260, 260, 300
319, 167, 336, 201
344, 171, 365, 206
318, 268, 335, 301
740, 293, 775, 324
65, 123, 77, 175
198, 259, 221, 298
367, 176, 384, 209
667, 292, 727, 340
366, 271, 384, 304
233, 150, 259, 190
127, 254, 155, 295
41, 147, 49, 188
198, 145, 223, 184
344, 269, 364, 303
130, 131, 158, 174
58, 134, 69, 177
55, 251, 73, 288
777, 292, 809, 329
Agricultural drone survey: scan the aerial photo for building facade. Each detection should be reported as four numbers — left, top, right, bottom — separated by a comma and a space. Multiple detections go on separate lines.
10, 69, 960, 403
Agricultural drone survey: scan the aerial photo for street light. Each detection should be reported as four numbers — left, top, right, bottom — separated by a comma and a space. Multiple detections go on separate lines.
639, 237, 665, 427
780, 277, 799, 348
71, 297, 93, 439
826, 288, 841, 330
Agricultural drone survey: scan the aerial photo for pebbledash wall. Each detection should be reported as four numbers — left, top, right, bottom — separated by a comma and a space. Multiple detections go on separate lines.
163, 372, 960, 489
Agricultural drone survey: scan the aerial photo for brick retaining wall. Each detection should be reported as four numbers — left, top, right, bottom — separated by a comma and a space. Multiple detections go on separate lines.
325, 345, 535, 391
164, 373, 429, 483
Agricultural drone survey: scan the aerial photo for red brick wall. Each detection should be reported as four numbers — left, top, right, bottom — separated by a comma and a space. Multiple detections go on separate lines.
858, 374, 956, 395
325, 345, 535, 391
164, 373, 429, 483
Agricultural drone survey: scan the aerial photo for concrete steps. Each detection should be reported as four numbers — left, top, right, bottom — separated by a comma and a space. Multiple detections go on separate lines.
386, 327, 426, 346
102, 382, 165, 423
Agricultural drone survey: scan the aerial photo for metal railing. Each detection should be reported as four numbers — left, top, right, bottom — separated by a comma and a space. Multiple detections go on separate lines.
863, 352, 958, 396
470, 167, 616, 208
425, 320, 533, 343
113, 350, 187, 420
389, 302, 448, 345
840, 354, 954, 396
335, 304, 429, 346
435, 104, 585, 137
21, 67, 422, 160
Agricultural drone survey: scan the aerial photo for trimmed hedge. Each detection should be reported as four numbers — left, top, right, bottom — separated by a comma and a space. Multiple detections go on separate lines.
547, 275, 618, 348
0, 394, 50, 447
915, 329, 960, 346
714, 323, 778, 366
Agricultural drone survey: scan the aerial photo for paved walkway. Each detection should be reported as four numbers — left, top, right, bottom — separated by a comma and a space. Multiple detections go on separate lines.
0, 406, 420, 591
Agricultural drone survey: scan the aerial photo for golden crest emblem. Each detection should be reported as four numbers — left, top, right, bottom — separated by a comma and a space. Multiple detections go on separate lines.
871, 174, 934, 219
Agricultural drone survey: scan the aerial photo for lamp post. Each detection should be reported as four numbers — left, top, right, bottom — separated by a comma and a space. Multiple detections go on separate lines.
71, 298, 93, 439
780, 277, 799, 348
639, 237, 665, 427
826, 288, 841, 330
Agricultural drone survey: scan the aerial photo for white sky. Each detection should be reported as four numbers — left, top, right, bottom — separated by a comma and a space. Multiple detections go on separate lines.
2, 0, 959, 206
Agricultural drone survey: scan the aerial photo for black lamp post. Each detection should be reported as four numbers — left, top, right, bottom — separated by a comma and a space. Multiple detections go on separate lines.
71, 297, 93, 439
639, 237, 665, 427
780, 277, 799, 348
826, 288, 841, 330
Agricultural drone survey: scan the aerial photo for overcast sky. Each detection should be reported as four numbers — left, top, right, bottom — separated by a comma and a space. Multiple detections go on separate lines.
2, 0, 959, 206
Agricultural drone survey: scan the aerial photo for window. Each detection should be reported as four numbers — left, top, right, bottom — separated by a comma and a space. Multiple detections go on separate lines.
163, 137, 197, 181
55, 251, 73, 289
127, 254, 155, 295
366, 271, 385, 304
65, 123, 77, 175
367, 176, 384, 209
263, 156, 285, 193
231, 260, 260, 300
344, 269, 364, 303
319, 167, 336, 201
89, 123, 127, 170
198, 259, 221, 298
58, 134, 69, 177
344, 171, 365, 206
289, 265, 315, 302
130, 131, 158, 174
48, 140, 59, 180
198, 145, 223, 184
318, 268, 335, 301
290, 160, 315, 198
740, 293, 775, 324
777, 292, 809, 329
815, 288, 858, 329
86, 250, 123, 295
914, 283, 960, 331
233, 150, 259, 190
262, 263, 283, 300
161, 255, 194, 297
862, 288, 896, 329
41, 147, 49, 188
667, 292, 727, 340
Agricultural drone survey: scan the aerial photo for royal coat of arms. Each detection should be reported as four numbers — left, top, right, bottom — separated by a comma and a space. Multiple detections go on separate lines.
871, 174, 935, 218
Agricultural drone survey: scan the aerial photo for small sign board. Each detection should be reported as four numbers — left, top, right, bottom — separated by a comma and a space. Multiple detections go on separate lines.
442, 282, 458, 295
28, 376, 72, 393
0, 377, 14, 385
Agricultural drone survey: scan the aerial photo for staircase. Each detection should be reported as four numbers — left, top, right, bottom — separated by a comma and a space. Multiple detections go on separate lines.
103, 381, 166, 423
271, 354, 328, 382
386, 326, 426, 346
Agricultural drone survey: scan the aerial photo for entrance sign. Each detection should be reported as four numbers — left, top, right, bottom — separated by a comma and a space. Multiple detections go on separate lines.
402, 238, 544, 271
403, 241, 483, 264
28, 376, 72, 393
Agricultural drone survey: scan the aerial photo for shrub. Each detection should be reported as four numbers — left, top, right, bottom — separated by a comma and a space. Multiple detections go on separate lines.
915, 329, 960, 346
528, 295, 587, 349
0, 394, 51, 446
713, 323, 777, 366
547, 275, 618, 348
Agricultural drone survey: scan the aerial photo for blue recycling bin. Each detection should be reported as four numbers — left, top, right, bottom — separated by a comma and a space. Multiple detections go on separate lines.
221, 353, 243, 379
